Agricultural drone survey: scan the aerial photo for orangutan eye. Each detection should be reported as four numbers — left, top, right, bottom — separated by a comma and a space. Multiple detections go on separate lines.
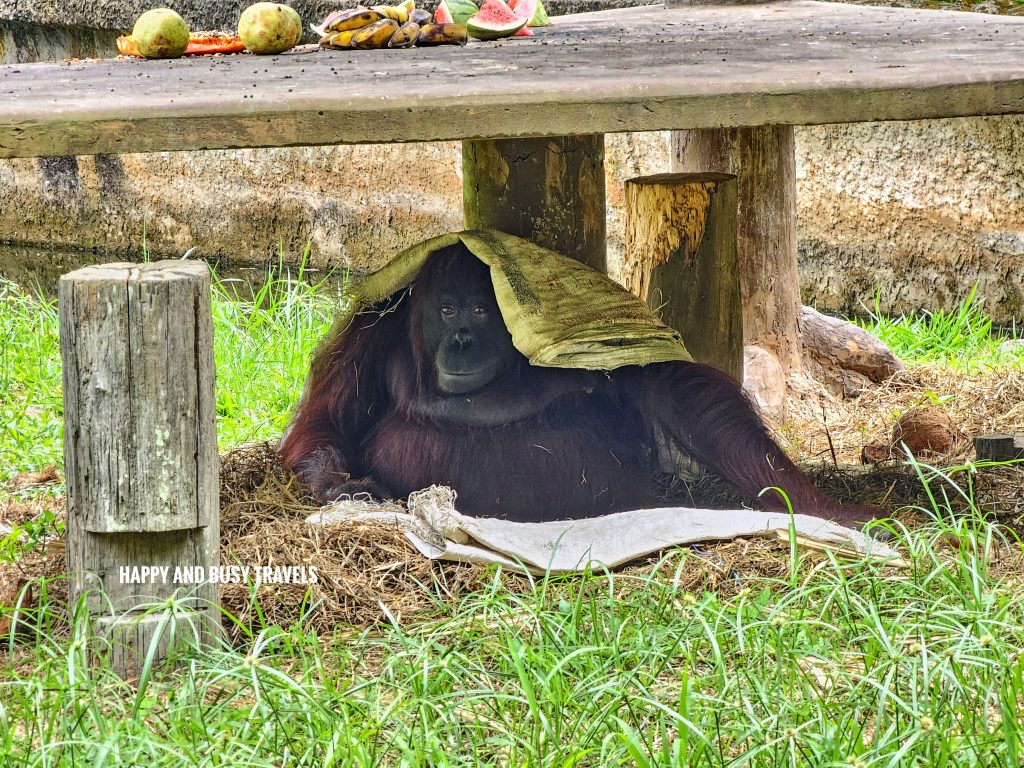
440, 305, 456, 318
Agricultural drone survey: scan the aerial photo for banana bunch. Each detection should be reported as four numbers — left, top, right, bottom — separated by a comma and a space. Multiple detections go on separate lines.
315, 2, 468, 49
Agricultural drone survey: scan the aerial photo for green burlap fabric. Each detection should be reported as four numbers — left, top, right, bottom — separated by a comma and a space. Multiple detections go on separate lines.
354, 229, 691, 370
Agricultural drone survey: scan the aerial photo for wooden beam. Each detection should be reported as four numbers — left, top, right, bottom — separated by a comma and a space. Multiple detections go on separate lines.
60, 260, 220, 678
622, 172, 742, 380
3, 3, 1024, 158
463, 135, 607, 272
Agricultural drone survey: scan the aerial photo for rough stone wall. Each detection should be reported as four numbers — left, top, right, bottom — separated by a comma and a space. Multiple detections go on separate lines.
796, 115, 1024, 322
0, 144, 465, 273
0, 134, 670, 278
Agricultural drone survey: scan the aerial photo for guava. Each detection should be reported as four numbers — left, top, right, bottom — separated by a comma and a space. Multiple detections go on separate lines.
132, 8, 190, 59
239, 2, 303, 54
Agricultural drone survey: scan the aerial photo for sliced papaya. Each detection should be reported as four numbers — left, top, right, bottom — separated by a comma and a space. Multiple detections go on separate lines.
116, 33, 246, 58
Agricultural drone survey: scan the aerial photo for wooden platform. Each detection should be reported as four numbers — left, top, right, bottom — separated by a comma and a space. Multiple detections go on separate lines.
2, 1, 1024, 158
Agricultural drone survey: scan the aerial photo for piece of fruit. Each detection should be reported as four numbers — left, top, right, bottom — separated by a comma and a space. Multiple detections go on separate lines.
310, 7, 364, 35
410, 8, 432, 24
239, 2, 302, 54
323, 29, 359, 47
131, 8, 190, 59
326, 8, 384, 32
396, 0, 416, 16
466, 0, 527, 40
388, 20, 420, 47
441, 0, 479, 25
351, 18, 401, 48
509, 0, 549, 27
117, 32, 245, 57
433, 0, 455, 23
372, 4, 406, 21
416, 22, 468, 45
282, 5, 303, 41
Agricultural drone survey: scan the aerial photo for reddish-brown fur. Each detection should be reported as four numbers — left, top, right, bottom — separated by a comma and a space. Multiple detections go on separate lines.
279, 247, 877, 525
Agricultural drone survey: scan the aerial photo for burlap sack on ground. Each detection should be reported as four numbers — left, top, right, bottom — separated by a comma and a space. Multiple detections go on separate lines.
309, 487, 902, 575
353, 229, 692, 369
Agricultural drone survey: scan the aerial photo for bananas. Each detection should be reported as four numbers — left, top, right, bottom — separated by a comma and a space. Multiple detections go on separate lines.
387, 20, 420, 48
317, 2, 468, 50
323, 9, 385, 32
416, 23, 468, 46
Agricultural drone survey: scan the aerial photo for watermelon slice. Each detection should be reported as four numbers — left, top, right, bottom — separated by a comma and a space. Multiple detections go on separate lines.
466, 0, 527, 39
510, 0, 548, 26
442, 0, 479, 25
434, 0, 455, 24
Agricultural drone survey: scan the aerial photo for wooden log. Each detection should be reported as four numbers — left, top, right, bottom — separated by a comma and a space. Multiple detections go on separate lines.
800, 306, 904, 398
463, 135, 607, 273
672, 126, 803, 377
974, 434, 1024, 462
622, 172, 742, 381
59, 260, 220, 678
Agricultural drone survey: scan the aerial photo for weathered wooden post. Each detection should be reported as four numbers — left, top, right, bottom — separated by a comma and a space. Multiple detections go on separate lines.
622, 172, 742, 381
672, 126, 803, 421
59, 261, 220, 678
974, 434, 1024, 462
463, 135, 607, 272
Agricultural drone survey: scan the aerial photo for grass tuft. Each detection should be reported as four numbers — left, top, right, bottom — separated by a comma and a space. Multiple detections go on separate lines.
858, 285, 1023, 369
0, 257, 339, 473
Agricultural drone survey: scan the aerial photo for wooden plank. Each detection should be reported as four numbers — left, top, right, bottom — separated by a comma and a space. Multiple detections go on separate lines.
2, 1, 1024, 158
463, 136, 606, 272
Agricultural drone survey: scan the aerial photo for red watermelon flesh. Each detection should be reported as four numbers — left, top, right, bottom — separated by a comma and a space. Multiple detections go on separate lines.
506, 0, 534, 37
467, 0, 528, 39
510, 0, 549, 26
433, 0, 455, 24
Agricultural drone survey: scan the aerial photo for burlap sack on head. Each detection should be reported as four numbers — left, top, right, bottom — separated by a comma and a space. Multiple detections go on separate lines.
353, 229, 692, 370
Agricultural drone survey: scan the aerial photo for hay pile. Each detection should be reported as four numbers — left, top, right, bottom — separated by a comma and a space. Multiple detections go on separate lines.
2, 364, 1022, 641
218, 443, 499, 638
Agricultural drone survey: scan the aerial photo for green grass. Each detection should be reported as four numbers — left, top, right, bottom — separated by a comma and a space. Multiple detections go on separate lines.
0, 263, 338, 475
1, 489, 1022, 767
858, 285, 1023, 370
2, 270, 1024, 765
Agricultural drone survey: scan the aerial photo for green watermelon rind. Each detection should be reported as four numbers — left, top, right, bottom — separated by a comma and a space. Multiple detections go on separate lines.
467, 0, 528, 39
445, 0, 480, 25
466, 12, 527, 39
512, 0, 549, 27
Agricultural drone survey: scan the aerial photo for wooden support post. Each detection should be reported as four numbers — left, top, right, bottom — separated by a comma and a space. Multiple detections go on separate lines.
462, 135, 607, 273
974, 434, 1024, 462
622, 172, 742, 381
672, 126, 802, 420
59, 261, 220, 678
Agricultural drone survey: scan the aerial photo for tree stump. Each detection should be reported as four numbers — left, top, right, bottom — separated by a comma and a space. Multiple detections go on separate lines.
59, 260, 220, 678
463, 135, 607, 272
974, 434, 1024, 462
622, 172, 741, 381
672, 126, 802, 417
